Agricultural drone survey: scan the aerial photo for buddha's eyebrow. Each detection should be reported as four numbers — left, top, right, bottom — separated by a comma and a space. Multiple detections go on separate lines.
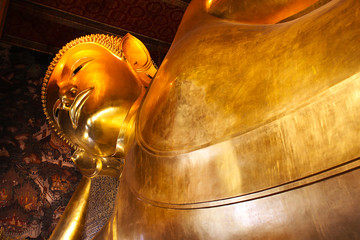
70, 58, 94, 78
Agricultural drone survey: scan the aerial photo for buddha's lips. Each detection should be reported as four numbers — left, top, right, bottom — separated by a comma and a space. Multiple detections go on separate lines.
69, 87, 94, 129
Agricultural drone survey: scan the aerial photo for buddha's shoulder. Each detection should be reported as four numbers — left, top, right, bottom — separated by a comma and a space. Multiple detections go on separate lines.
128, 71, 360, 204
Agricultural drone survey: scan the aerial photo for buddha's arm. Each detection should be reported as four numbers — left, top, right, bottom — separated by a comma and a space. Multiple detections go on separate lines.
173, 0, 327, 46
49, 176, 91, 240
204, 0, 322, 23
49, 151, 122, 240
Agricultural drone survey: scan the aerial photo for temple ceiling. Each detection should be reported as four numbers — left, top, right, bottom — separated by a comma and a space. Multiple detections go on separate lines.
0, 0, 190, 63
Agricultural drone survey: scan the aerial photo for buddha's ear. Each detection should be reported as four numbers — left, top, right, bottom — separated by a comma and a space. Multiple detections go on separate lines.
121, 33, 157, 87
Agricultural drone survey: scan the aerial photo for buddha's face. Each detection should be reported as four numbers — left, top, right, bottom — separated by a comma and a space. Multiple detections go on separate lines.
46, 43, 143, 157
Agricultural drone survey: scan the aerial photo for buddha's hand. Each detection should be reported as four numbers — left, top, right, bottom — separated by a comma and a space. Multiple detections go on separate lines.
71, 149, 123, 178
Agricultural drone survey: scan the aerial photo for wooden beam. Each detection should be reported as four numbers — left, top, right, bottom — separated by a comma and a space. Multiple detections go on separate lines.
12, 0, 171, 49
0, 0, 9, 38
161, 0, 189, 9
0, 34, 57, 55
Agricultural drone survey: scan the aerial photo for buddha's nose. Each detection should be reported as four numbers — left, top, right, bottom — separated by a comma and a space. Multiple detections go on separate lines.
59, 86, 78, 110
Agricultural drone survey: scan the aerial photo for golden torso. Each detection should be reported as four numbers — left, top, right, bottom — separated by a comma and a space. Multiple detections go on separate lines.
48, 0, 360, 239
141, 0, 359, 151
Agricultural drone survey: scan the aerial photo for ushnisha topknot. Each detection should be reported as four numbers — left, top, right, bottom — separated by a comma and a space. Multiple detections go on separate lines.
41, 34, 125, 149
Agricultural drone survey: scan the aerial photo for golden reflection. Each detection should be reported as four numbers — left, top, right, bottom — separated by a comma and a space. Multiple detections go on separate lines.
205, 0, 213, 9
44, 0, 360, 239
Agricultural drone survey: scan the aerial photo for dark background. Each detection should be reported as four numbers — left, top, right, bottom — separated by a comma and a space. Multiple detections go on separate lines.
0, 42, 81, 239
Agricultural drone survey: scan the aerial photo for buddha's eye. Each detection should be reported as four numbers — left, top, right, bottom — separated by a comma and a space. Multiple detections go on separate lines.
71, 59, 93, 78
71, 65, 84, 78
72, 65, 83, 75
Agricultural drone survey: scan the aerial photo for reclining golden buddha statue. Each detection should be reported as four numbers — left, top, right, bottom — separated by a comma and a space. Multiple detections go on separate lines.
42, 0, 360, 239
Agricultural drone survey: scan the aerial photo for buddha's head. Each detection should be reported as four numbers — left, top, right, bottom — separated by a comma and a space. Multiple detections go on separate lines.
42, 34, 156, 177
